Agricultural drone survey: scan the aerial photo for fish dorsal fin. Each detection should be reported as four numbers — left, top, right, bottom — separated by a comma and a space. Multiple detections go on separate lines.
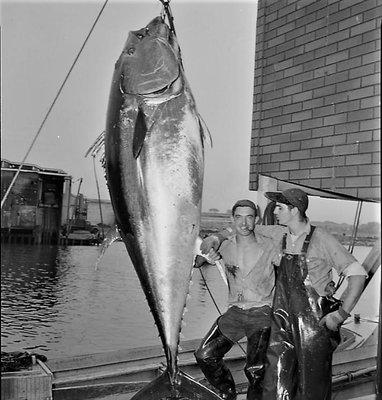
133, 107, 147, 159
198, 114, 213, 148
85, 130, 105, 159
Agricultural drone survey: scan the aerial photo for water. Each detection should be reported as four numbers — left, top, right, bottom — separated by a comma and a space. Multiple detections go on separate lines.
1, 242, 228, 358
0, 243, 378, 360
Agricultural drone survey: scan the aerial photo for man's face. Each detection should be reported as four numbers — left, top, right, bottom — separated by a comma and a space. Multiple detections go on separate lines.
273, 202, 294, 226
233, 206, 256, 236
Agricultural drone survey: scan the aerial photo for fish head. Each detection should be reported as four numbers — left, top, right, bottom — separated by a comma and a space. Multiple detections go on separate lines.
118, 16, 180, 95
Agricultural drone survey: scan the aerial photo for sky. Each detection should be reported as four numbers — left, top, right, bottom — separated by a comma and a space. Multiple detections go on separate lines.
1, 0, 380, 224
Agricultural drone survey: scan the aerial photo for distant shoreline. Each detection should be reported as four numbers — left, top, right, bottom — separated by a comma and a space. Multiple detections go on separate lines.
200, 212, 380, 247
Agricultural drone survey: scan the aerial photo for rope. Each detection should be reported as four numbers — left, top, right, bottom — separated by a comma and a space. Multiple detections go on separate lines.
198, 268, 247, 355
1, 0, 109, 210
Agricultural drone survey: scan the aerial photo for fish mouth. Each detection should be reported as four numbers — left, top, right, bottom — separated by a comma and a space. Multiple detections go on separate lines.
139, 70, 182, 98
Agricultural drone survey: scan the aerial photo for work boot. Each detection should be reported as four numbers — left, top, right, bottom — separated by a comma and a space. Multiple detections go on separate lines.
244, 327, 271, 400
195, 320, 237, 399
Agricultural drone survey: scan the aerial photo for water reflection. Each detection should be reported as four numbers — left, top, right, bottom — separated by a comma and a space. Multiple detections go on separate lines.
4, 243, 372, 359
1, 243, 227, 358
1, 245, 61, 352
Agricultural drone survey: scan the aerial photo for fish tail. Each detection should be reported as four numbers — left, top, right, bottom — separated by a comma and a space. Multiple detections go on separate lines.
130, 369, 222, 400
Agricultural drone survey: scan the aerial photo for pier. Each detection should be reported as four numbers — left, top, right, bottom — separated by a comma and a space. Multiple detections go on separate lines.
1, 160, 115, 246
1, 159, 71, 245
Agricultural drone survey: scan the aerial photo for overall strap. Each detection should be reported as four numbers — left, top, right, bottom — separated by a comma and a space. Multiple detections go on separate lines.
281, 225, 316, 253
300, 225, 316, 281
301, 225, 316, 254
281, 233, 287, 251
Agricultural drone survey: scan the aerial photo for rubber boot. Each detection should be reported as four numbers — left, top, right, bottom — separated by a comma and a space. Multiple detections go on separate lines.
244, 327, 271, 400
195, 321, 237, 400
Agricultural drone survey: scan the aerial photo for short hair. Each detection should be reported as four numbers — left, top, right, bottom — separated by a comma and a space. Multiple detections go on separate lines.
231, 199, 257, 217
265, 188, 308, 222
281, 202, 308, 222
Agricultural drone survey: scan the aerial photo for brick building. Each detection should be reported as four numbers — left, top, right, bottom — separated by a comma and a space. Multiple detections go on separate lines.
250, 0, 380, 202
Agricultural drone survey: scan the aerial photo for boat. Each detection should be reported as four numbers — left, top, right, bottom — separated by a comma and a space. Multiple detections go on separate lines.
46, 338, 377, 400
1, 323, 379, 400
59, 228, 102, 246
4, 243, 373, 400
38, 311, 379, 400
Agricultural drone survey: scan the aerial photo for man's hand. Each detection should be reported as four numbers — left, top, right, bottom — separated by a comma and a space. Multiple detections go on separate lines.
204, 249, 222, 264
200, 235, 220, 254
193, 255, 209, 269
194, 248, 222, 267
319, 308, 349, 331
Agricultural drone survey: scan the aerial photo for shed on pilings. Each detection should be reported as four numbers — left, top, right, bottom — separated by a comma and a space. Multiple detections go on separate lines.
1, 159, 72, 244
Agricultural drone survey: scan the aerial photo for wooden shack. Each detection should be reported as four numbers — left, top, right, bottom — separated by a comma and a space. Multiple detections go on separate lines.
1, 159, 71, 244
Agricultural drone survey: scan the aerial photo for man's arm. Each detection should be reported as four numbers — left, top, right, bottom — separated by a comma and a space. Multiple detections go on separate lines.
319, 274, 366, 331
254, 224, 285, 237
315, 227, 368, 330
340, 275, 366, 313
200, 223, 286, 254
199, 228, 233, 254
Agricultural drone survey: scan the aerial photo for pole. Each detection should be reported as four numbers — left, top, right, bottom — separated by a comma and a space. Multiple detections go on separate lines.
65, 177, 72, 227
348, 200, 363, 254
92, 156, 105, 238
67, 178, 82, 235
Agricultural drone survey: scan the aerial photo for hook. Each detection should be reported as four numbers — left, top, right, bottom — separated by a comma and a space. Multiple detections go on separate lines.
158, 0, 176, 34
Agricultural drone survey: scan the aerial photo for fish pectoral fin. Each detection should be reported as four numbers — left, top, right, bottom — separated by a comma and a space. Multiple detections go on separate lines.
198, 114, 213, 148
130, 369, 222, 400
133, 107, 148, 159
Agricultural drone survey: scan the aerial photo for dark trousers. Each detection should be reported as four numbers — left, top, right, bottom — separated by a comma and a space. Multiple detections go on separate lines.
195, 305, 271, 400
262, 254, 340, 400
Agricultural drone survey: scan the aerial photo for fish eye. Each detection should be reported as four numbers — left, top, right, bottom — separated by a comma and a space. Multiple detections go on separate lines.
136, 33, 144, 39
127, 47, 135, 55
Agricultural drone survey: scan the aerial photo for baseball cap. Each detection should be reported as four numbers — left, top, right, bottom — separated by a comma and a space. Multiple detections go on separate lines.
264, 188, 308, 214
231, 199, 258, 215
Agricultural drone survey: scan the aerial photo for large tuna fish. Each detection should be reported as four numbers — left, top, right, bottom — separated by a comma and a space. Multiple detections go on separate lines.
104, 14, 220, 400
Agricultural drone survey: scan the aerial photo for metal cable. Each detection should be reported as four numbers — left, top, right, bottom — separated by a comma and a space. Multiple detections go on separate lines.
1, 0, 109, 209
198, 268, 223, 315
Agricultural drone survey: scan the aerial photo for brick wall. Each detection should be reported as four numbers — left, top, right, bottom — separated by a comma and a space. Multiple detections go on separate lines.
250, 0, 380, 201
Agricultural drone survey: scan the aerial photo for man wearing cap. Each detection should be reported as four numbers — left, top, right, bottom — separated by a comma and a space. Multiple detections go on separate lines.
200, 188, 367, 400
194, 199, 278, 400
